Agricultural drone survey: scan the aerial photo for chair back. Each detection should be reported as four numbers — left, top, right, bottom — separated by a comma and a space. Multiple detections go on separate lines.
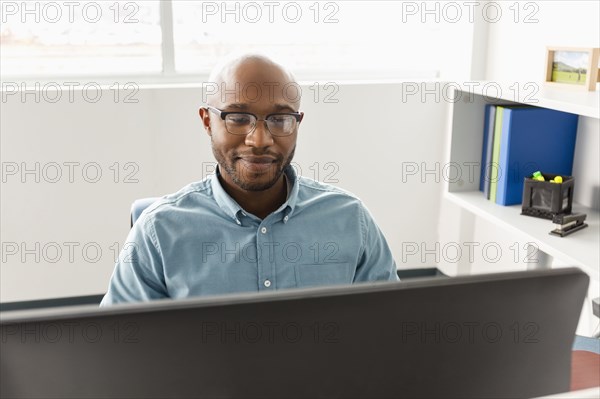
130, 197, 160, 227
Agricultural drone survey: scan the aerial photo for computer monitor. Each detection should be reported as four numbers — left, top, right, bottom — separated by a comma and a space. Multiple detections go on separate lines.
0, 268, 589, 398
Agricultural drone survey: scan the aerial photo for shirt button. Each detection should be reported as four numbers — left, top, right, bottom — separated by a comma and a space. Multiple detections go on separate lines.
283, 216, 289, 222
261, 227, 267, 234
264, 279, 271, 288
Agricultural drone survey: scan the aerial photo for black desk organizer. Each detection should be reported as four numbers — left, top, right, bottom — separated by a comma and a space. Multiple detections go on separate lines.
521, 174, 574, 220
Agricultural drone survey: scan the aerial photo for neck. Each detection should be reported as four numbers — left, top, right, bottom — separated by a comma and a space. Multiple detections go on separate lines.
219, 173, 288, 220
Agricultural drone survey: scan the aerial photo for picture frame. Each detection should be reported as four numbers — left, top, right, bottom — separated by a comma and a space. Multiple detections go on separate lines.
544, 47, 600, 91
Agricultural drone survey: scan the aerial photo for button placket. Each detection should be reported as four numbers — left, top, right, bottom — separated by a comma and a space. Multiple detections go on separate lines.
258, 224, 272, 290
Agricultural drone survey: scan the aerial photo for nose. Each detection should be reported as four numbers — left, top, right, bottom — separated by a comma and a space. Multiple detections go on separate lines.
245, 119, 274, 148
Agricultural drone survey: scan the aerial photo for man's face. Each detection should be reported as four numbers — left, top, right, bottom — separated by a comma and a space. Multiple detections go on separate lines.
201, 66, 302, 192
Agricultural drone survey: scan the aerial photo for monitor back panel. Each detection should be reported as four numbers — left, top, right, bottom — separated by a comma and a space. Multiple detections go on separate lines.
0, 268, 589, 398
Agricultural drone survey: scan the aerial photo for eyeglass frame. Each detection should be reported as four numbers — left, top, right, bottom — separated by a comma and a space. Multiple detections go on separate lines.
204, 105, 303, 137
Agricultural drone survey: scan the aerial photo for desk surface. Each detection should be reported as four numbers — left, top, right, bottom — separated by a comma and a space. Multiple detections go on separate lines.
571, 334, 600, 391
536, 387, 600, 399
572, 350, 600, 391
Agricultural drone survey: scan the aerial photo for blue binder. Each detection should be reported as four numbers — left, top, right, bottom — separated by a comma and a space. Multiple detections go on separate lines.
495, 107, 578, 206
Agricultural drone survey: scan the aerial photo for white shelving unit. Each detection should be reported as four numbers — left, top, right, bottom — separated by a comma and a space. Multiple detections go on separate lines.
446, 191, 599, 281
445, 83, 600, 282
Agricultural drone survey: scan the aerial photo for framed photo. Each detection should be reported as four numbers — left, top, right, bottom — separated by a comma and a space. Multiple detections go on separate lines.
545, 47, 600, 91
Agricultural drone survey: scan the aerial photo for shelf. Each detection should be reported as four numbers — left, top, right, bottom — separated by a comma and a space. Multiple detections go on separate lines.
445, 191, 600, 281
456, 82, 600, 119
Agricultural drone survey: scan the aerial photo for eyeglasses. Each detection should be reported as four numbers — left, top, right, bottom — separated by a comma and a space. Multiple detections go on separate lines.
206, 106, 303, 137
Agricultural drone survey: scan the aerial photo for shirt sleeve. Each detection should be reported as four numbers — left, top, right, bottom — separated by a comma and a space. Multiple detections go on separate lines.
354, 203, 400, 283
100, 216, 169, 306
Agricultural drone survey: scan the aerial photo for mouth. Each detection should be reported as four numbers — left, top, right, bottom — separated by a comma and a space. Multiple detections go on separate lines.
237, 156, 278, 174
240, 156, 277, 164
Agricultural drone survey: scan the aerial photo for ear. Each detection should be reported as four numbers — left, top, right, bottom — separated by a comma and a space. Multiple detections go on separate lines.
199, 107, 212, 136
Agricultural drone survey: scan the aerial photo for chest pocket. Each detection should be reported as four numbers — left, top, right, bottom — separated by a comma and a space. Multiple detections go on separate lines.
294, 263, 354, 288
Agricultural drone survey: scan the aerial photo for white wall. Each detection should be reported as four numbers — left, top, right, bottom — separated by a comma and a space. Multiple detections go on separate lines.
485, 1, 600, 83
1, 82, 448, 302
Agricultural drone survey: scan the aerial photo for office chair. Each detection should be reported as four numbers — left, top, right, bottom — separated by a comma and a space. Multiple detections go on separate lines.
130, 197, 160, 227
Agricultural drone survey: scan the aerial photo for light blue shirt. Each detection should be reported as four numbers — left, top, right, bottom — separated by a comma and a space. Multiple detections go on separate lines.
100, 165, 398, 306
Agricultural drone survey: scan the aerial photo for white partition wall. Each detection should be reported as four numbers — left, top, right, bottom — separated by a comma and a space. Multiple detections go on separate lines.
1, 82, 448, 302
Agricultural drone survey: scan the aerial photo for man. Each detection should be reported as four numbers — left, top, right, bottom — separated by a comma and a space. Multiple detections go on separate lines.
100, 54, 398, 306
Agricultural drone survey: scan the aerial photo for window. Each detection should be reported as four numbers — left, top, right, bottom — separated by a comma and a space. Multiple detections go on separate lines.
1, 1, 473, 81
1, 1, 161, 76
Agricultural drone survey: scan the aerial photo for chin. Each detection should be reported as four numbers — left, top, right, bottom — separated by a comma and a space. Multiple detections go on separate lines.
234, 174, 281, 192
231, 161, 281, 191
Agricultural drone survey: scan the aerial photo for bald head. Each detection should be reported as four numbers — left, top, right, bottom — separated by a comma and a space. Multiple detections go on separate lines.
205, 54, 301, 109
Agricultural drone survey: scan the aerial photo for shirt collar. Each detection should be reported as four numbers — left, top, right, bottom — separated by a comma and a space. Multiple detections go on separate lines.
210, 164, 299, 223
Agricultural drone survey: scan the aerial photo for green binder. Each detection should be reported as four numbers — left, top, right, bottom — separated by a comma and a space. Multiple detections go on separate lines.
489, 106, 504, 202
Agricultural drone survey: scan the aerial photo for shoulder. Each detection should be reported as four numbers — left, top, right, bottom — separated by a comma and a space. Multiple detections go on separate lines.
296, 175, 366, 210
298, 175, 360, 198
139, 178, 214, 223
